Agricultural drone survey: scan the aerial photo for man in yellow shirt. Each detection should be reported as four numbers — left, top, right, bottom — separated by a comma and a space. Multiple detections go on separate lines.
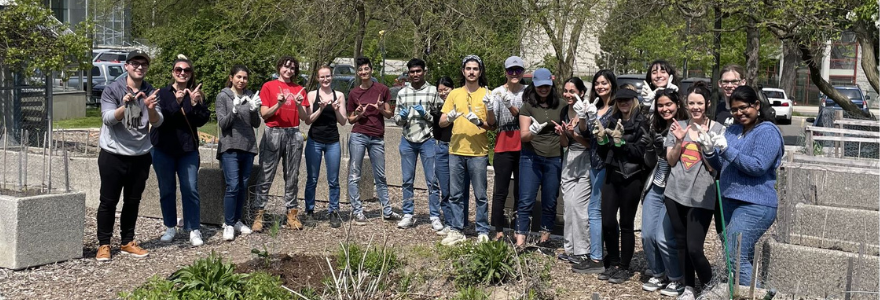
438, 55, 495, 245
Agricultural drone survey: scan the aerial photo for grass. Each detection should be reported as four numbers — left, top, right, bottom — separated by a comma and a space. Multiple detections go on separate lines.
54, 107, 102, 129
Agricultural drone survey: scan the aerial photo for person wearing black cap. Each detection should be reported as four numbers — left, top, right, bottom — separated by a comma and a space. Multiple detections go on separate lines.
95, 50, 163, 261
594, 87, 651, 284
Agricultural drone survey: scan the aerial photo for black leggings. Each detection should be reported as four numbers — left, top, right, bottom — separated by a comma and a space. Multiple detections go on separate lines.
601, 172, 644, 269
491, 151, 519, 232
665, 197, 714, 288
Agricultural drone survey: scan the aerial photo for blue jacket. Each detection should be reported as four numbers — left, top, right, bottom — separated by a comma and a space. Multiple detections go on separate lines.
706, 121, 784, 207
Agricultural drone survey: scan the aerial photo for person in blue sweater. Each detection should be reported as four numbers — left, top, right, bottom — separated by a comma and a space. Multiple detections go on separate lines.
703, 86, 783, 287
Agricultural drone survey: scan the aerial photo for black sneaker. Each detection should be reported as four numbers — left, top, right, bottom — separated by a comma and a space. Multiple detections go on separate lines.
558, 253, 585, 264
328, 212, 342, 228
382, 211, 402, 221
302, 212, 317, 228
608, 268, 631, 284
660, 281, 685, 297
597, 265, 618, 280
354, 213, 368, 226
572, 259, 605, 274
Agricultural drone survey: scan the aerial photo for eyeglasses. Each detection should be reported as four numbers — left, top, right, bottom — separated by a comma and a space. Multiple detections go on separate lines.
506, 68, 524, 76
720, 79, 744, 86
730, 104, 753, 114
129, 61, 149, 69
173, 67, 192, 74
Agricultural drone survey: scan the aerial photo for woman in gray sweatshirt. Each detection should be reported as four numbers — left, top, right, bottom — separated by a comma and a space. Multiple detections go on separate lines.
215, 65, 262, 241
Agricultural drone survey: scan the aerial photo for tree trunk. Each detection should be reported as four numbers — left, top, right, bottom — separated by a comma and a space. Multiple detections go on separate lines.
710, 5, 722, 117
744, 18, 760, 87
853, 21, 879, 94
780, 39, 799, 103
800, 43, 872, 118
353, 0, 366, 59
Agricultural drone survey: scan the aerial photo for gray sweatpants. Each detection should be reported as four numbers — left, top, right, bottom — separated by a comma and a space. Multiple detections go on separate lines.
561, 147, 593, 255
254, 127, 304, 210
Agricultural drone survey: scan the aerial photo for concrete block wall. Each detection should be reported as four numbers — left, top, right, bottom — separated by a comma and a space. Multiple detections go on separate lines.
0, 191, 85, 270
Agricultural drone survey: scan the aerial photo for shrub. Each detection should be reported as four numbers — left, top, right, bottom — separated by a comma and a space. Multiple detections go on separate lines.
335, 243, 399, 276
451, 240, 517, 286
169, 252, 246, 299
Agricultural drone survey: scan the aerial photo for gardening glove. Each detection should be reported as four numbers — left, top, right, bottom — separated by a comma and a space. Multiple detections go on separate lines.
710, 131, 728, 153
412, 104, 426, 118
249, 92, 261, 112
592, 118, 608, 145
585, 97, 600, 122
641, 81, 655, 103
572, 94, 587, 119
398, 106, 410, 120
501, 92, 513, 108
232, 95, 242, 114
482, 91, 494, 112
695, 124, 715, 153
664, 75, 679, 92
529, 117, 547, 135
607, 120, 624, 147
466, 110, 482, 126
446, 107, 461, 123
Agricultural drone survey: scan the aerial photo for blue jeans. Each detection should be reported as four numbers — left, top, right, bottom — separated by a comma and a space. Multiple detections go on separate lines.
516, 149, 562, 234
220, 150, 255, 226
348, 133, 391, 216
448, 154, 488, 234
152, 148, 201, 231
642, 184, 682, 280
587, 167, 606, 260
723, 198, 777, 287
400, 138, 440, 216
435, 141, 468, 226
305, 139, 341, 213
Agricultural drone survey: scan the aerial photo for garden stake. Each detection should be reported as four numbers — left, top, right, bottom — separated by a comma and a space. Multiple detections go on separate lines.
716, 179, 734, 300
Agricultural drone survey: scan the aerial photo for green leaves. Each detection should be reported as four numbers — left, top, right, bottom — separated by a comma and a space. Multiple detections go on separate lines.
0, 0, 93, 76
449, 240, 517, 286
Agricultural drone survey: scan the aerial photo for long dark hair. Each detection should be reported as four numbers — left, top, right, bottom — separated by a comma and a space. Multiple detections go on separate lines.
652, 88, 688, 133
173, 54, 196, 89
645, 60, 679, 90
436, 76, 454, 89
523, 84, 561, 109
589, 70, 617, 110
729, 86, 776, 125
564, 77, 588, 97
225, 65, 249, 88
686, 80, 712, 119
458, 57, 488, 87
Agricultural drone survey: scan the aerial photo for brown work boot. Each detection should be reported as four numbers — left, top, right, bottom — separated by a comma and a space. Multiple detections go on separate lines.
251, 210, 265, 232
286, 209, 303, 230
96, 245, 111, 261
120, 241, 149, 258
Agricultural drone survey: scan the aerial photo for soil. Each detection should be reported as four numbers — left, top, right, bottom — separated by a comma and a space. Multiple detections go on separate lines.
236, 253, 334, 291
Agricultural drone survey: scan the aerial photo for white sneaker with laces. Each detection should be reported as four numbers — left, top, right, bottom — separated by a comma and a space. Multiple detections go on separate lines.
436, 227, 450, 236
190, 230, 204, 246
222, 224, 235, 241
160, 227, 176, 242
477, 234, 489, 243
397, 214, 415, 229
430, 217, 444, 231
642, 276, 668, 292
233, 221, 252, 235
677, 287, 695, 300
441, 230, 467, 246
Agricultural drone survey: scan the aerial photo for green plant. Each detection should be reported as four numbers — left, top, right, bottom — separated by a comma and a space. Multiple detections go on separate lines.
335, 243, 399, 276
169, 251, 247, 299
242, 272, 293, 300
452, 286, 489, 300
119, 276, 177, 300
452, 241, 517, 286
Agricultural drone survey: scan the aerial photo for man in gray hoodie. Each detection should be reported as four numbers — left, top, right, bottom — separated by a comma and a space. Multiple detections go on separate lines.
95, 50, 163, 261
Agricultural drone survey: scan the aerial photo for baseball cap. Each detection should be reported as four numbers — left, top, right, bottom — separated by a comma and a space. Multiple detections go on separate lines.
614, 88, 639, 101
504, 56, 524, 69
126, 50, 151, 63
532, 68, 552, 87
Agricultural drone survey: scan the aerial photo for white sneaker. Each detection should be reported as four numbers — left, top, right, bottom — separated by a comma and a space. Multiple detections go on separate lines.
436, 227, 450, 236
477, 234, 490, 243
222, 224, 235, 241
160, 227, 176, 242
190, 230, 204, 246
441, 230, 467, 246
397, 214, 415, 229
176, 218, 184, 228
233, 221, 252, 235
430, 217, 444, 231
677, 287, 696, 300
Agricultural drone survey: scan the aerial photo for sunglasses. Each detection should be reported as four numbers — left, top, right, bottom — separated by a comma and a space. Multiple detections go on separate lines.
128, 61, 149, 69
174, 67, 193, 74
506, 68, 524, 76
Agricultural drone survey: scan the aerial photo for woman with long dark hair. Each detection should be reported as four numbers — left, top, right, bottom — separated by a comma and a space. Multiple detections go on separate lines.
515, 68, 566, 247
640, 60, 680, 118
640, 88, 686, 295
663, 81, 726, 298
152, 54, 210, 246
216, 65, 261, 241
558, 77, 594, 265
705, 86, 782, 288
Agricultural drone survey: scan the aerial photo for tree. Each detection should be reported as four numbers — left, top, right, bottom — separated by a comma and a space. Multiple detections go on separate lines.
849, 0, 878, 94
0, 0, 92, 76
524, 0, 603, 86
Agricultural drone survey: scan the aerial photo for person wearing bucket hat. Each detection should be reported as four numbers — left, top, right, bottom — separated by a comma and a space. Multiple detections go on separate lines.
515, 68, 567, 249
594, 87, 651, 284
487, 56, 528, 241
438, 54, 494, 245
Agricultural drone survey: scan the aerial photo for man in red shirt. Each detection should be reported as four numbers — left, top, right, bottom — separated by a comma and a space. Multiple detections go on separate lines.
346, 57, 399, 225
251, 56, 310, 232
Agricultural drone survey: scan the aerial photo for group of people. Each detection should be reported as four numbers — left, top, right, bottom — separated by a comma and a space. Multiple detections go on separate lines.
94, 50, 783, 300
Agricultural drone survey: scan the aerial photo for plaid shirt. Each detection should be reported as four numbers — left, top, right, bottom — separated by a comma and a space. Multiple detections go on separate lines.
394, 82, 443, 143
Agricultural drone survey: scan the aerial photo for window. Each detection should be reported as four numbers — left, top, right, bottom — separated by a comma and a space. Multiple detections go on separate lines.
762, 91, 785, 99
107, 66, 124, 78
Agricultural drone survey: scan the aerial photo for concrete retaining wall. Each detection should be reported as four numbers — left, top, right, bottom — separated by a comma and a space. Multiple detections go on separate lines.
0, 191, 85, 270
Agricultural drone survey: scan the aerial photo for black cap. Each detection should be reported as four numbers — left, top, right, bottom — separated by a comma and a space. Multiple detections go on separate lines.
614, 88, 638, 101
126, 50, 151, 63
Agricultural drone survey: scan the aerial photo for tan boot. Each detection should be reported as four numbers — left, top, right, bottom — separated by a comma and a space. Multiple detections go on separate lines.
286, 209, 303, 230
251, 210, 265, 232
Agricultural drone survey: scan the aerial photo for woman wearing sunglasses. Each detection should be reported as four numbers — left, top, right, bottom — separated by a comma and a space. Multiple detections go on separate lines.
704, 86, 782, 288
152, 54, 210, 246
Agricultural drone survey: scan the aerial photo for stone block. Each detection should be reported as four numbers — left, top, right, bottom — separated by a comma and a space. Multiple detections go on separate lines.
0, 191, 85, 270
790, 203, 879, 255
779, 165, 880, 211
763, 238, 879, 300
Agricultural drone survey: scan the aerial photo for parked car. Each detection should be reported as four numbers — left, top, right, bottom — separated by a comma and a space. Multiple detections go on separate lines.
679, 77, 711, 95
92, 51, 128, 63
820, 86, 870, 115
61, 62, 125, 104
761, 87, 793, 124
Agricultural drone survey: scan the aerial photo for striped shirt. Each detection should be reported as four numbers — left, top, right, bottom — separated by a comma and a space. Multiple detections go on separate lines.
394, 82, 443, 143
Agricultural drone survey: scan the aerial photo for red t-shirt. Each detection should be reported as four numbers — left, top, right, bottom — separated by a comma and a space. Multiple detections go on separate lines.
347, 82, 391, 137
259, 80, 309, 128
494, 130, 522, 153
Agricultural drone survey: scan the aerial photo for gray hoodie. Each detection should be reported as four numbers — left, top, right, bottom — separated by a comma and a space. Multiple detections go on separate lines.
215, 87, 262, 158
99, 75, 164, 156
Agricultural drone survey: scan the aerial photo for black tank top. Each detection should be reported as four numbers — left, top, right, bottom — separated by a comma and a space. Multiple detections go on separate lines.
307, 91, 340, 144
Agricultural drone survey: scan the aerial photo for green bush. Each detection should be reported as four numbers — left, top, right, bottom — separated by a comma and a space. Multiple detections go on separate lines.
451, 241, 517, 286
169, 252, 246, 299
335, 243, 399, 276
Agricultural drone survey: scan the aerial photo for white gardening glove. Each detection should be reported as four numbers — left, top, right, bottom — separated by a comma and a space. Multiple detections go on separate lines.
665, 75, 678, 92
710, 132, 728, 153
232, 95, 242, 114
641, 81, 656, 103
529, 117, 547, 135
466, 111, 482, 126
585, 97, 600, 122
501, 93, 513, 108
572, 94, 587, 119
249, 91, 261, 112
446, 107, 461, 122
694, 124, 715, 153
482, 91, 494, 112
